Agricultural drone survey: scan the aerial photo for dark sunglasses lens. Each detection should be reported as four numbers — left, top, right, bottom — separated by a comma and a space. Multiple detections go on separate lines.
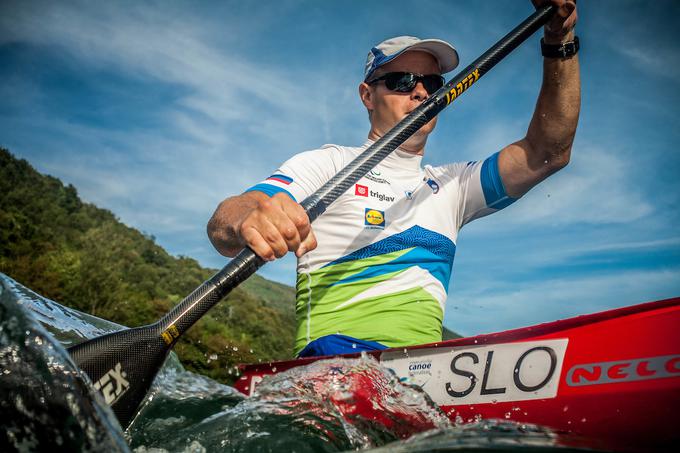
382, 73, 444, 94
422, 75, 444, 94
385, 73, 417, 92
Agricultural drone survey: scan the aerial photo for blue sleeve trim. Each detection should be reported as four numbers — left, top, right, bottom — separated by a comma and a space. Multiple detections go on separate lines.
245, 183, 296, 202
480, 152, 517, 210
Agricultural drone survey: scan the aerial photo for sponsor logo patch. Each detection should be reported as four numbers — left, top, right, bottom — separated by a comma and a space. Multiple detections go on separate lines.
266, 174, 293, 185
426, 178, 440, 194
366, 170, 389, 184
369, 189, 395, 202
355, 184, 368, 197
364, 208, 385, 228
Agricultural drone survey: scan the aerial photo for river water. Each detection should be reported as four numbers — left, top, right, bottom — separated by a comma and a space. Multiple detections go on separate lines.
1, 272, 611, 452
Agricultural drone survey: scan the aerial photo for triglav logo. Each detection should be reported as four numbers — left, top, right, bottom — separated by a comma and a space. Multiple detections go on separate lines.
355, 184, 368, 197
369, 189, 395, 202
356, 184, 396, 202
94, 362, 130, 405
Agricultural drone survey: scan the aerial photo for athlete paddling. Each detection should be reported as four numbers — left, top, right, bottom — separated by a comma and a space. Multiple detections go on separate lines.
208, 0, 580, 358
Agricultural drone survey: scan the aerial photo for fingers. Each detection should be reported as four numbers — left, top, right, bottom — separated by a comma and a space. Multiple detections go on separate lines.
240, 218, 288, 261
297, 229, 318, 258
239, 193, 316, 261
541, 0, 577, 42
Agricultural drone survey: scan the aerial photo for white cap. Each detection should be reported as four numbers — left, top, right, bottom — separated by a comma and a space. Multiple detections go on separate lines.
364, 35, 459, 81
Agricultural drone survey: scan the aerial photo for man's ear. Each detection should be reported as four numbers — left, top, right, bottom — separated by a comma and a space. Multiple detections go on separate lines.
359, 82, 374, 110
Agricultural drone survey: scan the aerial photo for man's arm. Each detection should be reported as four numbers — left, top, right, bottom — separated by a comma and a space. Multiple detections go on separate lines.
498, 0, 580, 198
207, 191, 316, 260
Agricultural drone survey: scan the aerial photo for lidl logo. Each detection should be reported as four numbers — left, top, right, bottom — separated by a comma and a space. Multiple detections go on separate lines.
355, 184, 368, 197
364, 208, 385, 228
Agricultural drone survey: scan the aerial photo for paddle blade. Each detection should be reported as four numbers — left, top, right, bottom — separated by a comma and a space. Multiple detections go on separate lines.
67, 325, 169, 428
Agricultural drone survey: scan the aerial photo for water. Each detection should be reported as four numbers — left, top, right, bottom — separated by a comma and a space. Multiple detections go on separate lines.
0, 273, 605, 452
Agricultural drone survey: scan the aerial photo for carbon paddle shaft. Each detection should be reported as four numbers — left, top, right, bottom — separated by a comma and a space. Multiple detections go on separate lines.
157, 3, 555, 335
69, 4, 554, 429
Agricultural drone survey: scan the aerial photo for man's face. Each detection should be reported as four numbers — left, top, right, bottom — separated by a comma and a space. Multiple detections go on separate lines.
360, 51, 441, 146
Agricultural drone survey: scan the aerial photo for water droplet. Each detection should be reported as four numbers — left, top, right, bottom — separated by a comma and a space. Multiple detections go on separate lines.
271, 367, 277, 372
232, 346, 238, 351
563, 405, 569, 412
504, 411, 511, 419
352, 343, 357, 349
209, 354, 218, 361
581, 417, 587, 423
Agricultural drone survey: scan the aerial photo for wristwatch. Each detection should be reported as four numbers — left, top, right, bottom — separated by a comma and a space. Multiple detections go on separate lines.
541, 36, 580, 59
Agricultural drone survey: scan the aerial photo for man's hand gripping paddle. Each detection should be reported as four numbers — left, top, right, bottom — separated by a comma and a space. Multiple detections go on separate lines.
68, 4, 556, 429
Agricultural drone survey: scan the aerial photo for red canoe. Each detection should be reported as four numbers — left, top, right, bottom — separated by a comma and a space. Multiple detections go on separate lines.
235, 297, 680, 450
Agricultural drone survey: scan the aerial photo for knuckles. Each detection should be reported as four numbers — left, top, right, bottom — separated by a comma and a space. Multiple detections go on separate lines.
241, 194, 313, 259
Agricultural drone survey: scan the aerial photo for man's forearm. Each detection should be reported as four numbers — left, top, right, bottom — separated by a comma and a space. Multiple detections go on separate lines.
526, 30, 581, 170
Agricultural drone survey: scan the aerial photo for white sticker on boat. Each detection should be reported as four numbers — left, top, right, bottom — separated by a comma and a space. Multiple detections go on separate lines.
380, 339, 568, 406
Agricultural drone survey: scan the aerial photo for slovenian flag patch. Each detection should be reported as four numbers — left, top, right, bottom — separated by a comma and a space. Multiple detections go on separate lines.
266, 174, 293, 185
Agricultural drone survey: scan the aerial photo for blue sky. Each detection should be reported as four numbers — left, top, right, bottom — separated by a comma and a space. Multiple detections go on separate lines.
1, 0, 679, 336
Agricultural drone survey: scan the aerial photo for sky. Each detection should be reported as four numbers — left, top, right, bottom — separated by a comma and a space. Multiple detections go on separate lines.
1, 0, 679, 337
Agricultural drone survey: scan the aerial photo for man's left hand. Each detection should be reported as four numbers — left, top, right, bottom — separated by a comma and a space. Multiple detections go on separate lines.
532, 0, 577, 44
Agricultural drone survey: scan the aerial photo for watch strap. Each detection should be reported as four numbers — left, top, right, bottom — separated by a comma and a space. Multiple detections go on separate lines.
541, 36, 580, 59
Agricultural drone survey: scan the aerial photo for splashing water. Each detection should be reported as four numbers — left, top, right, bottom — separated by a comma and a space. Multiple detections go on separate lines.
1, 273, 604, 452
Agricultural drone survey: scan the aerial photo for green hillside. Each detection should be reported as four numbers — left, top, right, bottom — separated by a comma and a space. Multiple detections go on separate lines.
0, 148, 295, 383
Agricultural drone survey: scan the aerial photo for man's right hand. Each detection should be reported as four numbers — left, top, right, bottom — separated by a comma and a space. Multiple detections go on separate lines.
207, 191, 317, 261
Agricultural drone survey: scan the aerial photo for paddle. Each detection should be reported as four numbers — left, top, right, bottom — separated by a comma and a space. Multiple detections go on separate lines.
68, 4, 556, 429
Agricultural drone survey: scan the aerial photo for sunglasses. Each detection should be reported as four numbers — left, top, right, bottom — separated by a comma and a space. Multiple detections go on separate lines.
367, 72, 445, 95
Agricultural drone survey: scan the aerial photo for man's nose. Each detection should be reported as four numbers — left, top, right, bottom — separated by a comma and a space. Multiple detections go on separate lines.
410, 81, 428, 101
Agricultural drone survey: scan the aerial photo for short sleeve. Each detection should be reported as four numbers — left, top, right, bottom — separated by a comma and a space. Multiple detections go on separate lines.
440, 151, 518, 229
245, 147, 342, 202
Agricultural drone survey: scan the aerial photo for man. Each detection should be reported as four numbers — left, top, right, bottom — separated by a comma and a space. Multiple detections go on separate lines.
208, 1, 579, 358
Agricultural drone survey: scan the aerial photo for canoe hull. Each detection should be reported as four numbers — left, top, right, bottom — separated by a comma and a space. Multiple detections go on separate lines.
235, 297, 680, 449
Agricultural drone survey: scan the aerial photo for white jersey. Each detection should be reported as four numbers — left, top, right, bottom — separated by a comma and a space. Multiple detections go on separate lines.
247, 140, 516, 354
